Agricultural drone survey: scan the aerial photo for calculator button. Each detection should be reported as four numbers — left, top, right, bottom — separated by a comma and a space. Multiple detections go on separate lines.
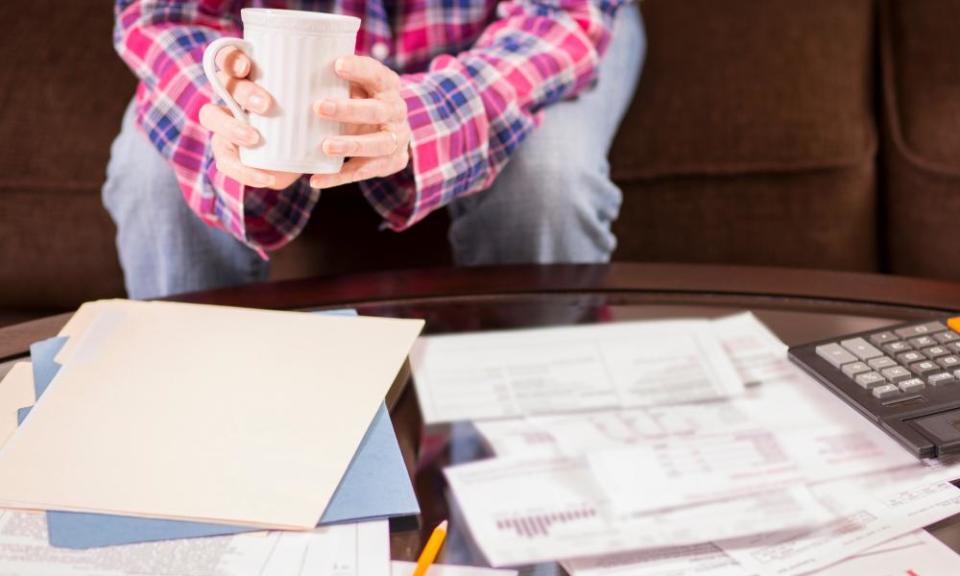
928, 372, 957, 386
816, 343, 859, 368
869, 332, 899, 346
896, 322, 948, 338
948, 342, 960, 354
883, 341, 913, 354
840, 338, 884, 361
909, 336, 938, 349
911, 361, 941, 376
872, 384, 901, 399
897, 351, 926, 364
842, 362, 872, 377
881, 366, 912, 383
923, 346, 951, 359
868, 356, 897, 370
947, 317, 960, 333
938, 355, 960, 369
855, 372, 887, 389
898, 378, 926, 393
935, 331, 960, 344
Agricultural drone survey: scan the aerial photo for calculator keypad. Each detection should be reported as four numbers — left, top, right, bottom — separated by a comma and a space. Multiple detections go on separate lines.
814, 319, 960, 405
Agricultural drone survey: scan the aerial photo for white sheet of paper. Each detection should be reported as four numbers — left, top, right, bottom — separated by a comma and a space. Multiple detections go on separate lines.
411, 319, 744, 424
588, 424, 916, 514
0, 300, 424, 529
300, 521, 390, 576
0, 363, 35, 446
710, 313, 791, 386
475, 313, 917, 515
0, 510, 389, 576
391, 561, 517, 576
0, 509, 278, 576
444, 455, 831, 567
560, 530, 960, 576
720, 464, 960, 576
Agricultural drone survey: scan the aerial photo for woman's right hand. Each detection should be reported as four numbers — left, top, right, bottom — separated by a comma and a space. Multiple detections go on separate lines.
199, 46, 301, 190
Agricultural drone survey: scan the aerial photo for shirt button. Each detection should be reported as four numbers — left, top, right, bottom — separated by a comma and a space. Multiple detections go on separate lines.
371, 42, 389, 61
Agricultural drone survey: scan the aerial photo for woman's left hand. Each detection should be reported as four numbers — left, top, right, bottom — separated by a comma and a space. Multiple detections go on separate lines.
310, 55, 411, 188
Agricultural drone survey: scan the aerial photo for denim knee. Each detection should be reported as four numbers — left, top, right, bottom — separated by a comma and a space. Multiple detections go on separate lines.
103, 101, 267, 299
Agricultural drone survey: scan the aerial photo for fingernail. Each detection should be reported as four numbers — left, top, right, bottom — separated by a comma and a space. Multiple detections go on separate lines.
309, 177, 323, 189
234, 126, 258, 145
316, 100, 337, 116
334, 58, 346, 74
234, 57, 249, 76
254, 173, 275, 187
249, 93, 267, 113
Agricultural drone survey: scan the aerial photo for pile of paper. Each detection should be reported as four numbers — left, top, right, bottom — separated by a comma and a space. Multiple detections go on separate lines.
0, 299, 429, 574
411, 314, 960, 573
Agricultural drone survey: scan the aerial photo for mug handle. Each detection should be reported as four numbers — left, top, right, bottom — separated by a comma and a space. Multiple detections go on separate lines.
202, 37, 254, 122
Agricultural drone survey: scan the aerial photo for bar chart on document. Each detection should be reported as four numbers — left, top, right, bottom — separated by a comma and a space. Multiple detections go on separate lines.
495, 504, 599, 539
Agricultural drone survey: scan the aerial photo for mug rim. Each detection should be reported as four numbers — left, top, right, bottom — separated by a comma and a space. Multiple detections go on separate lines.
240, 8, 361, 32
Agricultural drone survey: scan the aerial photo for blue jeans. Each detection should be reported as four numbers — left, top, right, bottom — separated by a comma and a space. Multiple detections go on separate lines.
103, 3, 645, 299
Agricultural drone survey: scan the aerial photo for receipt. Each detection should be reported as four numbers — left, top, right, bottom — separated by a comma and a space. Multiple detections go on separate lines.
561, 530, 960, 576
444, 456, 831, 567
720, 465, 960, 576
588, 425, 916, 515
411, 319, 745, 424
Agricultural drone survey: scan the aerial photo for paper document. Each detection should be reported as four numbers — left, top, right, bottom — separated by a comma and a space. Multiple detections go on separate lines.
412, 319, 744, 424
260, 521, 390, 576
391, 561, 517, 576
711, 313, 791, 386
444, 455, 830, 567
458, 313, 960, 568
0, 363, 35, 446
0, 300, 423, 530
0, 509, 276, 576
0, 510, 389, 576
720, 464, 960, 576
561, 530, 960, 576
588, 425, 916, 514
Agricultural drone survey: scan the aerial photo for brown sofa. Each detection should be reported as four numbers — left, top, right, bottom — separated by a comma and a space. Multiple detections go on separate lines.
0, 0, 956, 322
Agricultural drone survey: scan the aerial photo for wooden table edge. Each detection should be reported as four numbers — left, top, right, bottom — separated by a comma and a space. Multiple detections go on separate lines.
4, 263, 960, 362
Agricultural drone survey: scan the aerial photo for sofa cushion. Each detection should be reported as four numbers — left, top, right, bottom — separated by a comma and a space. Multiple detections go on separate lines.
605, 0, 879, 271
880, 0, 960, 279
882, 0, 960, 167
0, 1, 133, 310
611, 0, 877, 181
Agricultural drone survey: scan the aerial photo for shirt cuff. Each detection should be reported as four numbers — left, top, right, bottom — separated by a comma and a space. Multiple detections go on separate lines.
359, 71, 487, 231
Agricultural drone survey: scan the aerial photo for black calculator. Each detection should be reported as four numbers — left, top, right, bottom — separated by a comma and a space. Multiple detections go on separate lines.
789, 318, 960, 459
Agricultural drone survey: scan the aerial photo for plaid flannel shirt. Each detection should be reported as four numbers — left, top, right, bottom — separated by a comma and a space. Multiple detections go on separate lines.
115, 0, 627, 255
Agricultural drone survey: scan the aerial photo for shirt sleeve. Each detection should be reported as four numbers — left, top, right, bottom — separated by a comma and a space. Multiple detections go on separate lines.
114, 0, 320, 256
360, 0, 627, 231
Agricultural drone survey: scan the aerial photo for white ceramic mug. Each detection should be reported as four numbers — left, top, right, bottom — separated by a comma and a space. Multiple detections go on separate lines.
202, 9, 361, 174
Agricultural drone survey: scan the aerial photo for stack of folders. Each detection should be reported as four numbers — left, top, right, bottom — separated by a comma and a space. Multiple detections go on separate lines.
0, 299, 429, 575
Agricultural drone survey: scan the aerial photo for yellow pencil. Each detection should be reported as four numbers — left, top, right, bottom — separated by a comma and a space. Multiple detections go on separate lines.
412, 520, 448, 576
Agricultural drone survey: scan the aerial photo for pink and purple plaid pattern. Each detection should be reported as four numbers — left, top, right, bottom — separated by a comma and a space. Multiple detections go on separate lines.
115, 0, 626, 255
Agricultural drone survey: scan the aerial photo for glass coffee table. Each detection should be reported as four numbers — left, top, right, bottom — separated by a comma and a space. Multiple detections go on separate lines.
3, 263, 960, 568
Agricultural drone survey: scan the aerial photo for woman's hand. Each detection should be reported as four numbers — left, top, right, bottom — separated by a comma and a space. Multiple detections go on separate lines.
198, 46, 301, 190
310, 55, 412, 189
